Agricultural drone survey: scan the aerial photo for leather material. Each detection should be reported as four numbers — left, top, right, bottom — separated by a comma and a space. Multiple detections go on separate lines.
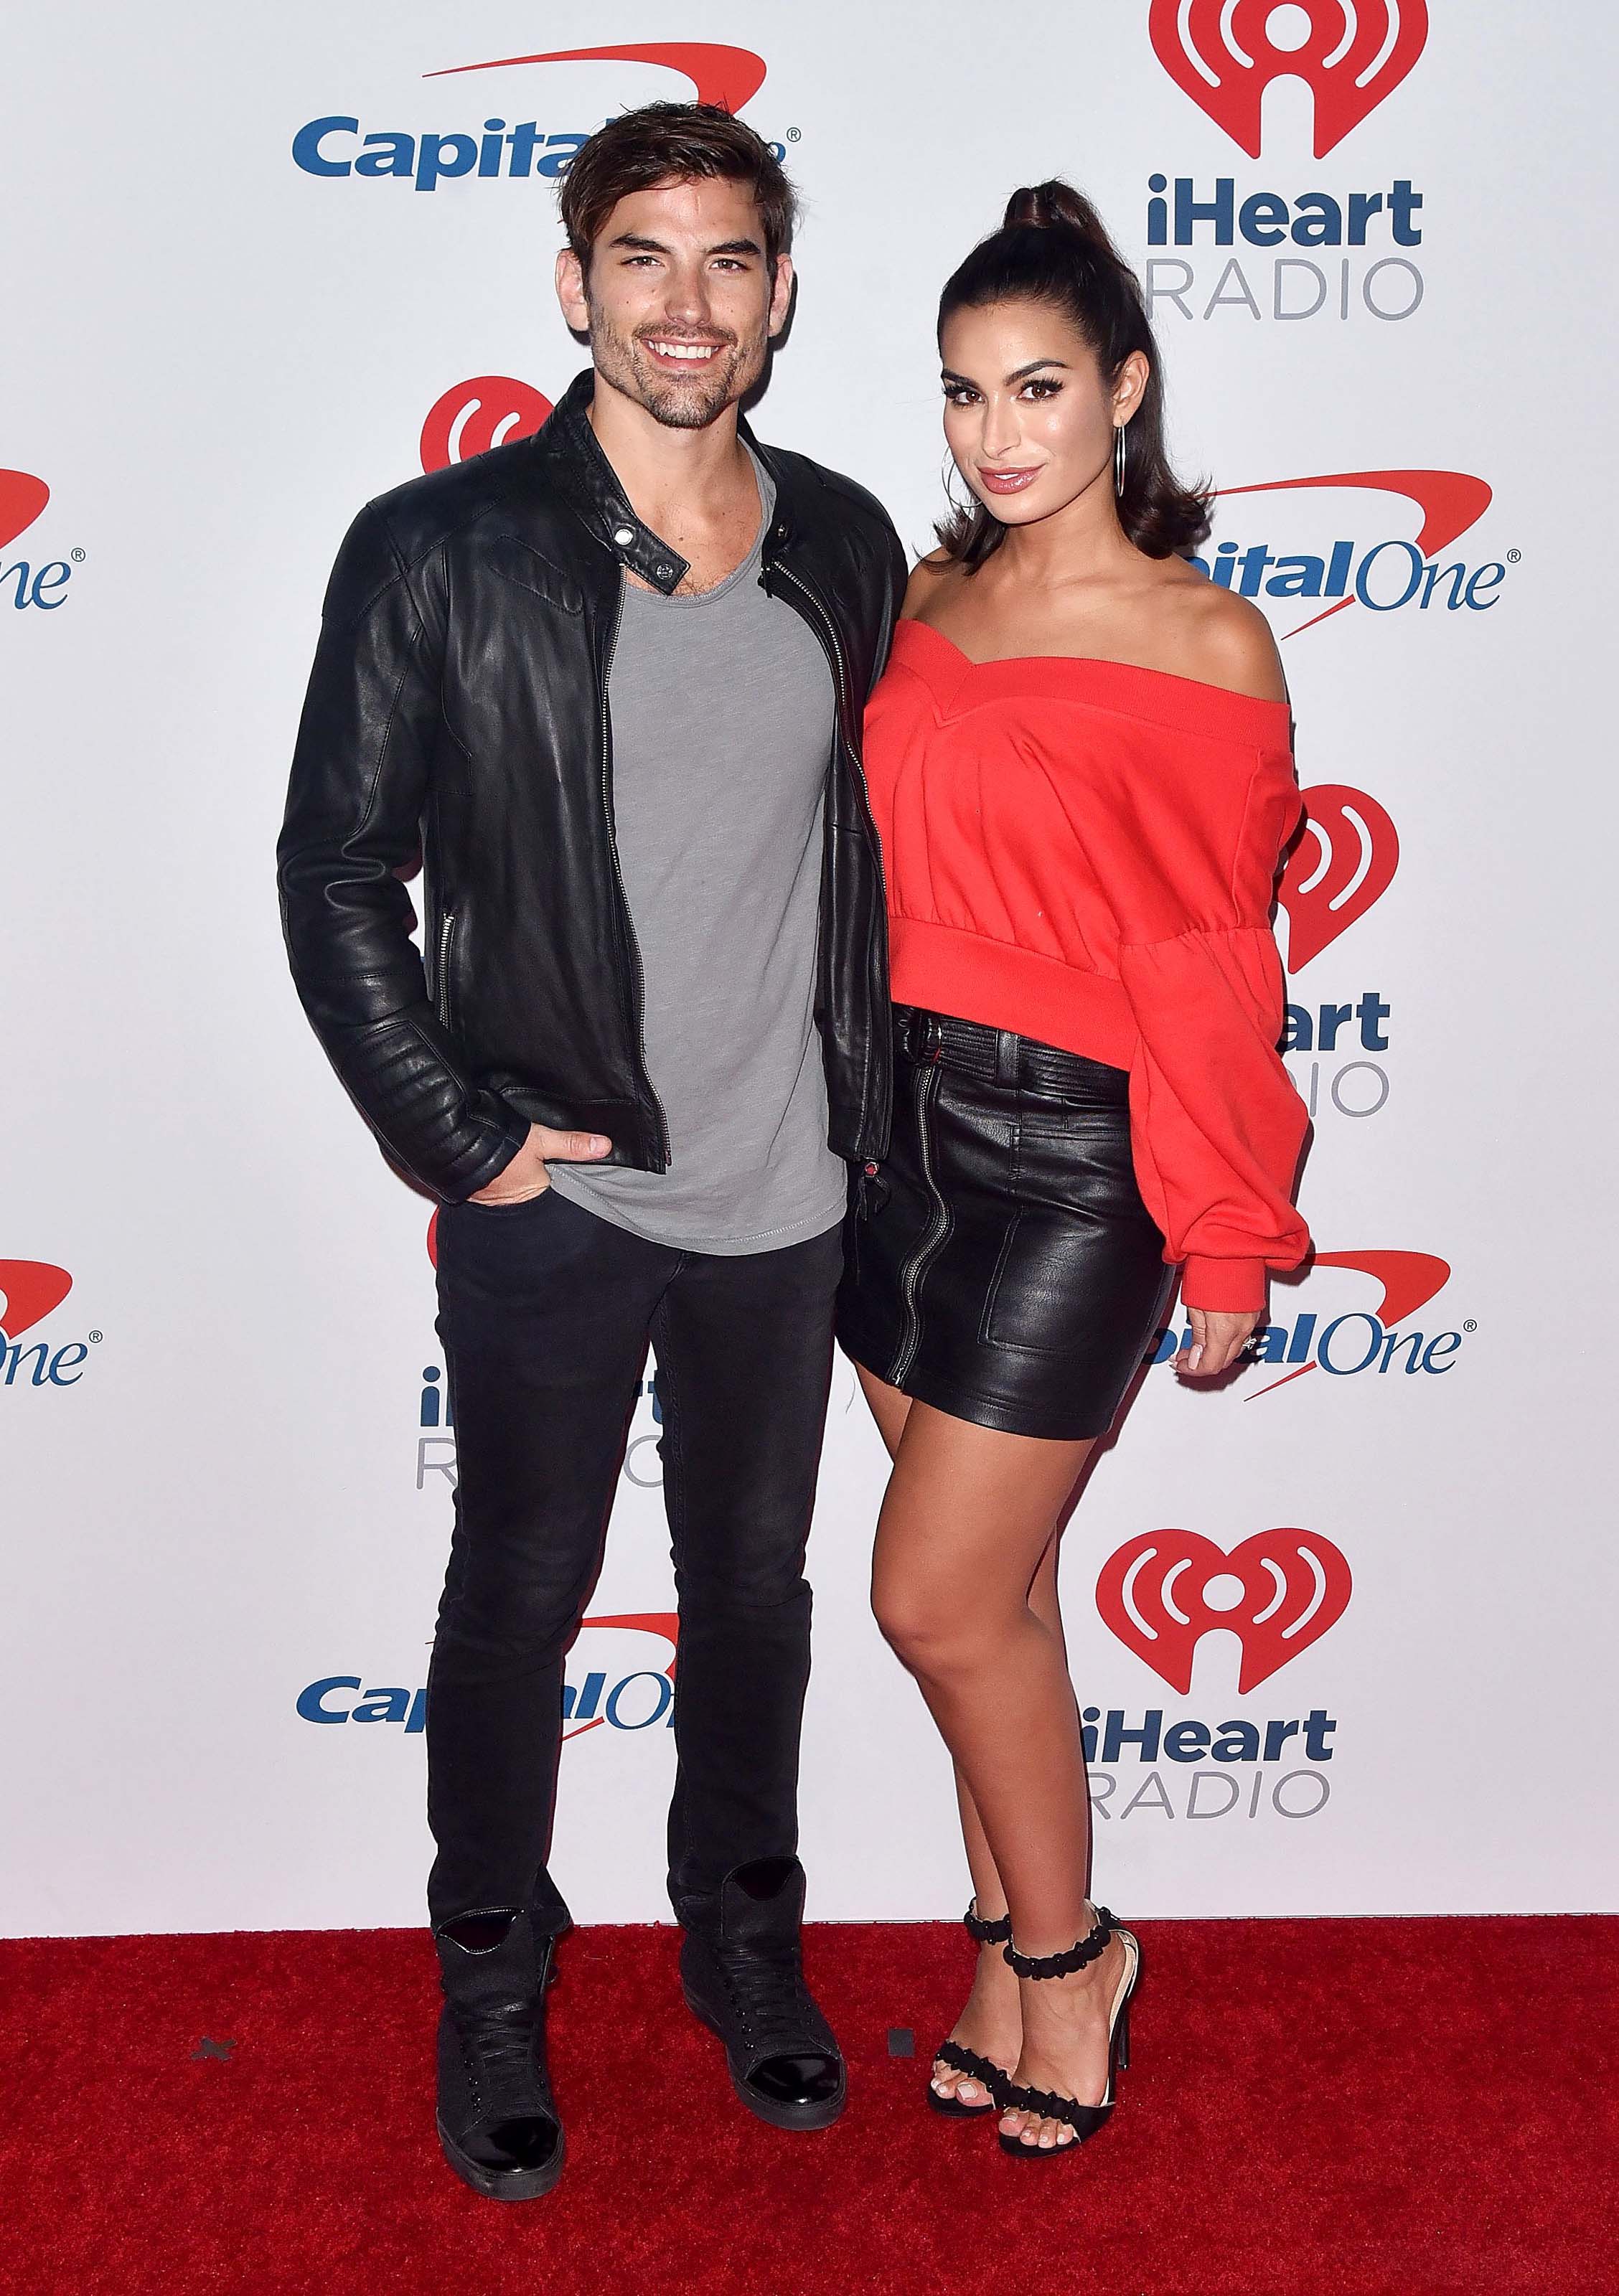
680, 1857, 846, 2124
433, 1908, 563, 2196
278, 368, 904, 1203
837, 1008, 1177, 1441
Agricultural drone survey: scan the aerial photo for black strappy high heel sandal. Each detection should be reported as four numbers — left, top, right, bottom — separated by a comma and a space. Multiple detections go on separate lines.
995, 1905, 1139, 2158
928, 1901, 1015, 2119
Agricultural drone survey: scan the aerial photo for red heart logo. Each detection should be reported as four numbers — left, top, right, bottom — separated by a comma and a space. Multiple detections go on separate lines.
0, 470, 50, 552
1277, 784, 1399, 970
420, 377, 554, 474
1149, 0, 1428, 159
0, 1259, 73, 1341
1096, 1529, 1351, 1693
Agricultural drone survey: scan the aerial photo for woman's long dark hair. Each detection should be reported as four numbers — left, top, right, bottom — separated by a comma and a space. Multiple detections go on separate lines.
936, 181, 1210, 568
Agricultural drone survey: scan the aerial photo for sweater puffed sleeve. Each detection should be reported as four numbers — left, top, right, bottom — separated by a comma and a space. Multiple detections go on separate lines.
1109, 743, 1310, 1314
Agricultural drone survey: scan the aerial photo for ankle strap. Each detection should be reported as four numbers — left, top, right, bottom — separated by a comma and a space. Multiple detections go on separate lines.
963, 1899, 1013, 1946
1003, 1906, 1115, 1980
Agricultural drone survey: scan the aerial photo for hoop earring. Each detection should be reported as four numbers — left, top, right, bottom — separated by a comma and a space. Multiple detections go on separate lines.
1114, 421, 1127, 499
942, 453, 977, 519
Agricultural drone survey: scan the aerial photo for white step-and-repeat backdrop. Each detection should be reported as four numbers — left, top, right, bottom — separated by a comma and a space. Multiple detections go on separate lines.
4, 4, 1613, 1936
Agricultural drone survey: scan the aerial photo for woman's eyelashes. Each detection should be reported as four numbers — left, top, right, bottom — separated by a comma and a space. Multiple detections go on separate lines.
941, 377, 1064, 405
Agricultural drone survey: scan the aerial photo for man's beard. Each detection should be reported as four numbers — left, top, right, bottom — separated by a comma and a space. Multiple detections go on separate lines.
588, 310, 764, 430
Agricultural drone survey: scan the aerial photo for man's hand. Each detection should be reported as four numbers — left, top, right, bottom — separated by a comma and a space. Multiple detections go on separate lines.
469, 1122, 612, 1205
1174, 1307, 1260, 1380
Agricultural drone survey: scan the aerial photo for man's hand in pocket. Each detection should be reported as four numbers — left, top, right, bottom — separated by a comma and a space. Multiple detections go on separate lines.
469, 1124, 613, 1205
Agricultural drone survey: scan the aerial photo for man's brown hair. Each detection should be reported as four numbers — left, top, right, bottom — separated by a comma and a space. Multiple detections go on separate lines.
560, 101, 798, 273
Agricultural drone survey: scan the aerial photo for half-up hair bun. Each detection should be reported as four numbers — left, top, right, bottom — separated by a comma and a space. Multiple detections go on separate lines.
936, 179, 1211, 568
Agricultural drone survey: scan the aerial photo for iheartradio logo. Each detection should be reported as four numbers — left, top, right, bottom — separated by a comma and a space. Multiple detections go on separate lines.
421, 377, 553, 474
1096, 1529, 1351, 1692
1149, 0, 1429, 158
1278, 783, 1399, 969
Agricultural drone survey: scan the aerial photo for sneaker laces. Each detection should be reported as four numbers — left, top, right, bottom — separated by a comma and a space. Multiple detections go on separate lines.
452, 1995, 548, 2117
714, 1942, 822, 2056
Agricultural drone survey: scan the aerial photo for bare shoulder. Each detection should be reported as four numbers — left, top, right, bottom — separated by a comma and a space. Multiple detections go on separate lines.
1168, 575, 1288, 703
902, 548, 958, 619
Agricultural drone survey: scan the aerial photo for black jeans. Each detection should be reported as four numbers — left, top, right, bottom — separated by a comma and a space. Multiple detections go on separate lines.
426, 1185, 843, 1937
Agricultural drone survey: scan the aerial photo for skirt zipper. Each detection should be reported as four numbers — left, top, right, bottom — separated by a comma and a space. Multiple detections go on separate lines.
890, 1055, 951, 1387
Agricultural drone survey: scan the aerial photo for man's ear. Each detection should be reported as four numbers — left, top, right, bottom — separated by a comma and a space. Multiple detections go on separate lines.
555, 246, 589, 332
767, 255, 795, 340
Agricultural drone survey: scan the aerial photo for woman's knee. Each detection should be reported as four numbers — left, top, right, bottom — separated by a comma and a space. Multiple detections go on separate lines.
871, 1578, 1002, 1680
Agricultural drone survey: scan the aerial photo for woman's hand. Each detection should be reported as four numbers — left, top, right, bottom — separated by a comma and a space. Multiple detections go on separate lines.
1174, 1307, 1260, 1380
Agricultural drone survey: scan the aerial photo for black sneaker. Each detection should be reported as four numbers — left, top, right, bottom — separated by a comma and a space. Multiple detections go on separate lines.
433, 1906, 565, 2200
680, 1856, 847, 2131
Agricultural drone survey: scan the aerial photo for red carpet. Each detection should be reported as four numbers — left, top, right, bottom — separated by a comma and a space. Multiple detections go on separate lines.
2, 1916, 1613, 2295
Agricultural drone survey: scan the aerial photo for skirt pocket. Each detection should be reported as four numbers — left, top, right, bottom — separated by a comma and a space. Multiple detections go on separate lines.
980, 1117, 1164, 1358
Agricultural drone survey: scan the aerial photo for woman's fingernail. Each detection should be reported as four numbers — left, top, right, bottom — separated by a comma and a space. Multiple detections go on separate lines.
1189, 1345, 1203, 1370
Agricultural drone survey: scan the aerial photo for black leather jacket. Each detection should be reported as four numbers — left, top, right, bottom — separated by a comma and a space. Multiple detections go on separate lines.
278, 370, 906, 1202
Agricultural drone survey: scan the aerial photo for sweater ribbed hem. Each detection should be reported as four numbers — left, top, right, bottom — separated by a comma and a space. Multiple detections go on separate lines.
1181, 1256, 1267, 1314
888, 917, 1137, 1069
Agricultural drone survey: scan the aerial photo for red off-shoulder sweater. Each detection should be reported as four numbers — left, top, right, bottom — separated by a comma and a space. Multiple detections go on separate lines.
862, 618, 1310, 1314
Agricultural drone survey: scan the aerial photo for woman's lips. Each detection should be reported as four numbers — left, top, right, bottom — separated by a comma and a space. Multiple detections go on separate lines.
977, 466, 1041, 496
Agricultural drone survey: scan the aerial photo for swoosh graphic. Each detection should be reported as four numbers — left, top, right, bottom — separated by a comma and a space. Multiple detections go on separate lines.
425, 43, 767, 113
0, 471, 50, 552
1214, 470, 1493, 638
1247, 1249, 1453, 1398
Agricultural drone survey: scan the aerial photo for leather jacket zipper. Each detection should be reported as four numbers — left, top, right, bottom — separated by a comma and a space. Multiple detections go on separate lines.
435, 912, 457, 1033
769, 563, 881, 878
768, 555, 893, 1157
599, 585, 671, 1167
889, 1055, 951, 1387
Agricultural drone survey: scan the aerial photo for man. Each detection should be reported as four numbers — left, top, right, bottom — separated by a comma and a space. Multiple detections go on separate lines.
278, 103, 904, 2199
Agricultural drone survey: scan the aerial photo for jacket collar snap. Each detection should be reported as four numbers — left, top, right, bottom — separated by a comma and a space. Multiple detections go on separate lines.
542, 368, 804, 593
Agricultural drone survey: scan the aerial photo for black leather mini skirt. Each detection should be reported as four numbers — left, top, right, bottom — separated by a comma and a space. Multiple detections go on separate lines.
837, 1007, 1175, 1441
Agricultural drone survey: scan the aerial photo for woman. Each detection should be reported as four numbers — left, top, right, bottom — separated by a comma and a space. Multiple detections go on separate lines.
837, 182, 1310, 2157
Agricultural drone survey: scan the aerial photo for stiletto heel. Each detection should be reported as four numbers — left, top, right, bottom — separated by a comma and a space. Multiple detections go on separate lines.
928, 1900, 1015, 2119
995, 1906, 1140, 2158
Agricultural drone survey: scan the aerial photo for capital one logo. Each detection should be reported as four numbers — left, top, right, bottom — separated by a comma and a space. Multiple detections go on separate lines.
1097, 1529, 1351, 1691
561, 1612, 678, 1739
1198, 469, 1500, 640
1278, 784, 1398, 967
424, 41, 764, 110
0, 1258, 72, 1342
294, 43, 767, 193
1, 469, 75, 611
1, 1258, 93, 1389
1150, 0, 1428, 156
298, 1612, 678, 1739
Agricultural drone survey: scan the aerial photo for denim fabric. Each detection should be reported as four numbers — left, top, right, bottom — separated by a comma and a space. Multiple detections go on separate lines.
426, 1185, 843, 1933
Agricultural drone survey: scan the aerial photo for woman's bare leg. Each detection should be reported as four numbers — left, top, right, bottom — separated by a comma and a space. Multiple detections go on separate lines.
858, 1365, 1029, 2106
863, 1384, 1128, 2149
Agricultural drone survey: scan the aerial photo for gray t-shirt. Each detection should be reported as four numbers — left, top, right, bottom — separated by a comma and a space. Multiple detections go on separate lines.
548, 456, 847, 1254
